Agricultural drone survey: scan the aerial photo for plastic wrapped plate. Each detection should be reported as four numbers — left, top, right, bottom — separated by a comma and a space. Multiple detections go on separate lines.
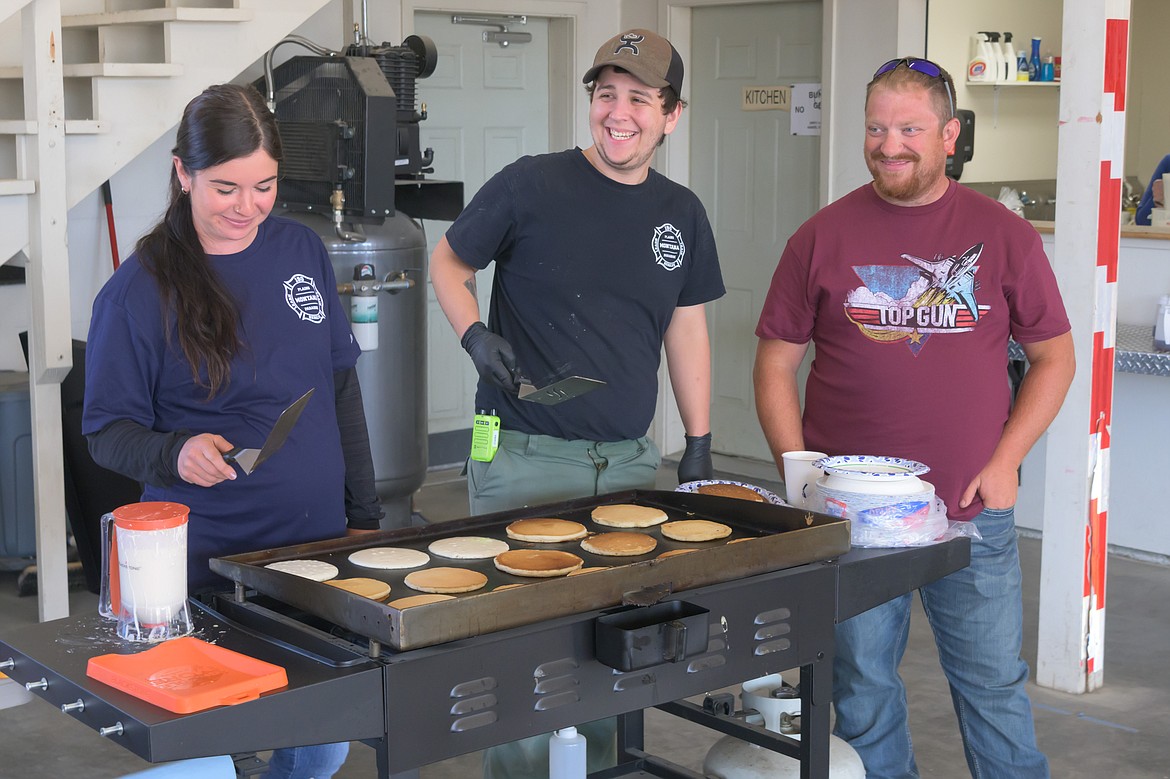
676, 480, 785, 505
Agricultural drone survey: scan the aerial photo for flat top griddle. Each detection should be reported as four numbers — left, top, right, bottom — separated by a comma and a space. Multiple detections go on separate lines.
211, 489, 850, 651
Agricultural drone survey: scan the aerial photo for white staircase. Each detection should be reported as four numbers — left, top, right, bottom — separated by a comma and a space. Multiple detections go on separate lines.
2, 0, 332, 263
1, 0, 332, 620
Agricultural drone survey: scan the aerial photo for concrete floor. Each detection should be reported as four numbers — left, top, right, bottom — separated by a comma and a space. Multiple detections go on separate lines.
1, 457, 1168, 778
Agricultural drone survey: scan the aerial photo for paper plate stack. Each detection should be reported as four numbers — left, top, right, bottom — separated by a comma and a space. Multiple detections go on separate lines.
812, 456, 945, 547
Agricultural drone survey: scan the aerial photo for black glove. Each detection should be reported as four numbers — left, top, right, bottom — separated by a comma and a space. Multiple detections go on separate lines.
677, 432, 713, 485
461, 321, 521, 393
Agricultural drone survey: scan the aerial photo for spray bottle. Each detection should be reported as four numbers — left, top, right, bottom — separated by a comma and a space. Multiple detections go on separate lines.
967, 33, 993, 83
978, 31, 1005, 82
1001, 32, 1018, 82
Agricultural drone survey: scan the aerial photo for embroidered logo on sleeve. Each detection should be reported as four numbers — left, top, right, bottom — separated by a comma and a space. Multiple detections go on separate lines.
843, 243, 987, 355
652, 223, 685, 271
283, 273, 326, 324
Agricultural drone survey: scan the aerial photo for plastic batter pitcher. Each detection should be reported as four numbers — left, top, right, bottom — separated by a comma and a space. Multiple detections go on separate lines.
99, 502, 194, 643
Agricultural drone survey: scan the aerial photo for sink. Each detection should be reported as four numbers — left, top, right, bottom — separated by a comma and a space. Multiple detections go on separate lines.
1022, 202, 1056, 221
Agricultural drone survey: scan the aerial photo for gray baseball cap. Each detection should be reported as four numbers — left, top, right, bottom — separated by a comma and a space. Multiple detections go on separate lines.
582, 29, 684, 94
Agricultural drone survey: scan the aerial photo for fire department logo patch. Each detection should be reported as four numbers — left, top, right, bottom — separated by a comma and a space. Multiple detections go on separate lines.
283, 273, 326, 324
652, 223, 685, 271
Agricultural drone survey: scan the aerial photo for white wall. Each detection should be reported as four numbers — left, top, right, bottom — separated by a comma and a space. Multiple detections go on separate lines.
823, 0, 928, 203
1127, 0, 1170, 183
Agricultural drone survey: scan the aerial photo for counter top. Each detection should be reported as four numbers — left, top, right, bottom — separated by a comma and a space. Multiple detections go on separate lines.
1029, 220, 1170, 240
1009, 323, 1170, 377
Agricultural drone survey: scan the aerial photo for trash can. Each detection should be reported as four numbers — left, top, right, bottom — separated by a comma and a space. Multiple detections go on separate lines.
0, 371, 34, 566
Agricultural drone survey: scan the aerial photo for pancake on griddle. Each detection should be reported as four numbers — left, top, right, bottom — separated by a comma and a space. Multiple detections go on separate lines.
580, 531, 657, 557
403, 567, 488, 594
657, 548, 698, 559
428, 536, 510, 560
697, 483, 767, 502
265, 559, 338, 581
505, 518, 588, 543
590, 503, 668, 528
494, 549, 584, 577
348, 546, 429, 570
661, 519, 733, 542
325, 577, 391, 600
387, 593, 455, 609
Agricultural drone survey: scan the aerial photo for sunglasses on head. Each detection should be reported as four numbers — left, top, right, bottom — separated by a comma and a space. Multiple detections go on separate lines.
872, 57, 955, 119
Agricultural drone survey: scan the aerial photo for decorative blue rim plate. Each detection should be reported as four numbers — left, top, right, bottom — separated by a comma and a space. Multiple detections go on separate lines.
676, 479, 786, 505
812, 455, 930, 480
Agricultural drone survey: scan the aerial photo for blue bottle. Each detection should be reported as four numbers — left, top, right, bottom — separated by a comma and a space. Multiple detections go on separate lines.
1029, 37, 1042, 82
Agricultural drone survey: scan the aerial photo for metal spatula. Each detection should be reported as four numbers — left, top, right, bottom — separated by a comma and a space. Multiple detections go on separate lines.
223, 388, 315, 475
517, 376, 606, 405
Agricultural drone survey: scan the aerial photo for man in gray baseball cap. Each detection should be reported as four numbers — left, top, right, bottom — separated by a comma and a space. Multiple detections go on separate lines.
583, 28, 685, 95
431, 29, 723, 771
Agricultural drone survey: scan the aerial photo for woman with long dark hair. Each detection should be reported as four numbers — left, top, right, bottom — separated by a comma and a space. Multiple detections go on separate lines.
83, 83, 382, 779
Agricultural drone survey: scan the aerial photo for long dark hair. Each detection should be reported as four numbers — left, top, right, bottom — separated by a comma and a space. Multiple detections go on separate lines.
136, 83, 283, 397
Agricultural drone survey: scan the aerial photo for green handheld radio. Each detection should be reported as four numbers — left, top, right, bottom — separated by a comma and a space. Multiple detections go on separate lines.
470, 410, 500, 462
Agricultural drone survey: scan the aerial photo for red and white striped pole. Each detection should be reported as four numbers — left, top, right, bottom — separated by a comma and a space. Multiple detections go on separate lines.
1038, 0, 1129, 694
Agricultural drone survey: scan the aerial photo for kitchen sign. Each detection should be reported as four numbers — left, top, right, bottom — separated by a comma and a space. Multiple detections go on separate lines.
741, 84, 822, 136
741, 85, 790, 112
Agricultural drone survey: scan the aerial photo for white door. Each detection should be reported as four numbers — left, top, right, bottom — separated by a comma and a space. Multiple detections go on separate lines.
690, 2, 823, 462
414, 12, 551, 445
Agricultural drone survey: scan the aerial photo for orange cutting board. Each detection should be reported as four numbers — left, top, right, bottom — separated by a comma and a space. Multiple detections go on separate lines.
87, 636, 288, 714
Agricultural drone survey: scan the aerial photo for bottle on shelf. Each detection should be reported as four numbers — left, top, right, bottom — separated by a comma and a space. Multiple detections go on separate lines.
978, 31, 1006, 82
1029, 36, 1042, 82
1001, 32, 1018, 82
967, 32, 994, 82
1041, 54, 1055, 82
1016, 49, 1030, 81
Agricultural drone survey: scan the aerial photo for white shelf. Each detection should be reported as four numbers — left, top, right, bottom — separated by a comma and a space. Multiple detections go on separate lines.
965, 80, 1060, 87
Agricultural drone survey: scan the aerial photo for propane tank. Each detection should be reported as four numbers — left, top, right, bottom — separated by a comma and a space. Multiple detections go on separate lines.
277, 207, 429, 528
703, 674, 865, 779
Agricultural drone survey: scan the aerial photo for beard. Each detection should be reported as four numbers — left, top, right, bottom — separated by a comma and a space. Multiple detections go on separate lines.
867, 150, 947, 204
594, 129, 666, 175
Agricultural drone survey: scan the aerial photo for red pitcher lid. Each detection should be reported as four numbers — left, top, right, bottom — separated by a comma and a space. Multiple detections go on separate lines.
112, 502, 189, 530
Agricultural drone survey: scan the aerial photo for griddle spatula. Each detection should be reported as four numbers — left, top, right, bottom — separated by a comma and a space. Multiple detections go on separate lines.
223, 388, 315, 475
517, 376, 606, 406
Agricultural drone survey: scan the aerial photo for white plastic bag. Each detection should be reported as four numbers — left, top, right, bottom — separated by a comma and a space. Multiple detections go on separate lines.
817, 495, 982, 548
998, 186, 1025, 218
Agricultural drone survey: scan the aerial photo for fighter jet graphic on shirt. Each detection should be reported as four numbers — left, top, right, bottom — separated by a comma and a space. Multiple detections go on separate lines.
902, 243, 983, 323
842, 242, 989, 355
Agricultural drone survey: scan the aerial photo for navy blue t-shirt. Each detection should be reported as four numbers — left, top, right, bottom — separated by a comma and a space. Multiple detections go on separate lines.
445, 149, 724, 441
1136, 153, 1170, 226
84, 216, 359, 589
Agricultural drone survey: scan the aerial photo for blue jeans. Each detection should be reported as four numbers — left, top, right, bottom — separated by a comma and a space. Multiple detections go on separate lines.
264, 743, 350, 779
832, 507, 1048, 779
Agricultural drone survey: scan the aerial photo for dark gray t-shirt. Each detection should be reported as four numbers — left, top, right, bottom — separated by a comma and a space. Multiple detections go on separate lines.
446, 149, 724, 441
